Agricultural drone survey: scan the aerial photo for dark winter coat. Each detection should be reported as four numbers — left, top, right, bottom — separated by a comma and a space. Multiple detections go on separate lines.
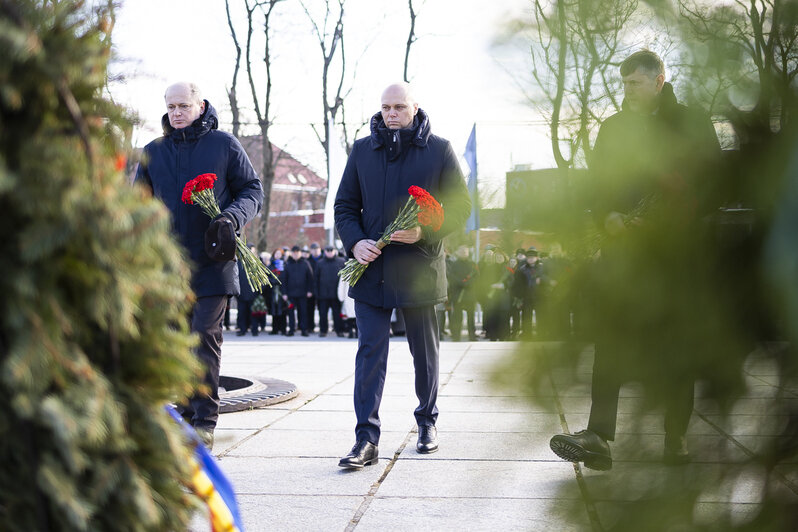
315, 255, 345, 300
334, 109, 471, 308
447, 256, 478, 306
281, 257, 314, 298
590, 82, 720, 225
134, 100, 263, 297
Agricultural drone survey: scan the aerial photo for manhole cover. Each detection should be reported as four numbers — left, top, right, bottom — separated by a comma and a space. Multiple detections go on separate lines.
219, 375, 298, 413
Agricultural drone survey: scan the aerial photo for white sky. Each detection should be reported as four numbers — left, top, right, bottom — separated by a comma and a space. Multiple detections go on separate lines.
110, 0, 556, 207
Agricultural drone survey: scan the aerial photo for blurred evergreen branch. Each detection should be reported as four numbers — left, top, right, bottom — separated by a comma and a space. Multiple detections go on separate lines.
0, 1, 204, 529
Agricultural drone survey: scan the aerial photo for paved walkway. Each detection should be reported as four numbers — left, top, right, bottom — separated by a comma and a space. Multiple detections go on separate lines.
190, 333, 797, 531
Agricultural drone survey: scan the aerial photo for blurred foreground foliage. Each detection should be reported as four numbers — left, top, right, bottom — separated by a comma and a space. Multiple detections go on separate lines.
495, 0, 798, 530
0, 1, 203, 530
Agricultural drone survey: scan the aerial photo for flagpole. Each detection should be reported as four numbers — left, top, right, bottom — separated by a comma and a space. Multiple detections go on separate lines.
464, 123, 479, 262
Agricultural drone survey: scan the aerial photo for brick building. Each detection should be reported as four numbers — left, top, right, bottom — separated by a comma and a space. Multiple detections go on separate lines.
239, 136, 328, 252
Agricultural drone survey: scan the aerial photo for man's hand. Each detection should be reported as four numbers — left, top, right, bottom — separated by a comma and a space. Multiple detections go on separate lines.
390, 226, 422, 244
352, 239, 382, 265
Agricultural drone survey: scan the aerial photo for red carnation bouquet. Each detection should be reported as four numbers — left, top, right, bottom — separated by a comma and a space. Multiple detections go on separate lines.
338, 185, 444, 286
182, 173, 279, 291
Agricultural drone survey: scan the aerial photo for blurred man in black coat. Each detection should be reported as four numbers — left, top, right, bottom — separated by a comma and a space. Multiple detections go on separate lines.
550, 50, 720, 470
335, 82, 471, 468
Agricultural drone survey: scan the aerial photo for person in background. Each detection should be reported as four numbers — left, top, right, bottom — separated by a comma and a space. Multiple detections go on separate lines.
448, 245, 479, 342
281, 245, 314, 337
236, 248, 258, 336
338, 276, 357, 339
268, 247, 287, 335
307, 242, 323, 333
316, 245, 346, 337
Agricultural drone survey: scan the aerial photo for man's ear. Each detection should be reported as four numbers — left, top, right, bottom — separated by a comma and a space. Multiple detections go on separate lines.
655, 74, 665, 92
412, 103, 419, 116
199, 100, 206, 113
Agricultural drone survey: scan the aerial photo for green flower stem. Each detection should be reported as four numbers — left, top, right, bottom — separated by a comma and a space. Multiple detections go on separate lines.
191, 189, 279, 292
337, 198, 423, 286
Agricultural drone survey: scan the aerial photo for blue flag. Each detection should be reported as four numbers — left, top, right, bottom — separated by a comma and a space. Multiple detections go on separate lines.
463, 124, 479, 233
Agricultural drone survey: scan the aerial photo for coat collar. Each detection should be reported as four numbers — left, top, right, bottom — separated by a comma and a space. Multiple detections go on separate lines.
368, 107, 431, 150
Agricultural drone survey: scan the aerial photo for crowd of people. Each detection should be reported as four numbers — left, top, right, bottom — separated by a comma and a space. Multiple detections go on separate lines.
228, 240, 575, 342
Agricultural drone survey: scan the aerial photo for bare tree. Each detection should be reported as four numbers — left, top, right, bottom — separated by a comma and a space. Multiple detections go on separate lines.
301, 0, 347, 172
678, 0, 798, 141
404, 0, 418, 82
225, 0, 285, 250
500, 0, 640, 169
225, 0, 243, 138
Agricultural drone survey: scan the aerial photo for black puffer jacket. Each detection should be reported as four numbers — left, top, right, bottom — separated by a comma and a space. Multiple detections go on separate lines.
315, 255, 345, 300
334, 109, 471, 308
135, 101, 263, 297
281, 257, 314, 298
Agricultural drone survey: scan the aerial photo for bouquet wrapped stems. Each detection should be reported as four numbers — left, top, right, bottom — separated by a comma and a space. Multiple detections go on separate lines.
338, 186, 443, 286
183, 173, 280, 292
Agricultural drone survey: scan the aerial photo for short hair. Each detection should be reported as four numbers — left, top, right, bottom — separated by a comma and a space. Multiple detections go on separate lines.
620, 50, 664, 79
164, 82, 203, 104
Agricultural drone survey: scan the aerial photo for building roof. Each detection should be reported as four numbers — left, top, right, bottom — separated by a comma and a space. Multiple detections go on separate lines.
239, 136, 327, 192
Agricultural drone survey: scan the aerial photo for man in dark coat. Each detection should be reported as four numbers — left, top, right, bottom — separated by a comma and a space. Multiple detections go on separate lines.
135, 82, 263, 447
550, 50, 720, 470
315, 245, 346, 337
334, 82, 471, 468
447, 245, 479, 342
281, 245, 314, 337
307, 242, 323, 332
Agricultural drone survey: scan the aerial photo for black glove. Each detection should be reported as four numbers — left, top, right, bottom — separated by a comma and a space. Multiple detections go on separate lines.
205, 213, 237, 262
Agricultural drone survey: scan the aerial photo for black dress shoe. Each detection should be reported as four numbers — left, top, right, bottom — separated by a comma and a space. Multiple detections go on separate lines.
338, 440, 378, 469
550, 429, 612, 471
416, 425, 439, 454
663, 435, 691, 465
337, 332, 345, 337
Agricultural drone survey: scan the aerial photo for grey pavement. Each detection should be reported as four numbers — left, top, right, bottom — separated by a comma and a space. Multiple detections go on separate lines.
189, 333, 798, 531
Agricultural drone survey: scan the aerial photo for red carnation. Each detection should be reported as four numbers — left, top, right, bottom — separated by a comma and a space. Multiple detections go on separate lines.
180, 172, 279, 291
408, 185, 443, 231
339, 185, 445, 286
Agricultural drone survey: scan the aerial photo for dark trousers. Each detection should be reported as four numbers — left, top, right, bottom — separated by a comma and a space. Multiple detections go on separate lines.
450, 302, 476, 341
318, 297, 343, 333
353, 301, 439, 444
307, 296, 317, 331
587, 342, 695, 441
287, 297, 309, 333
180, 295, 226, 430
237, 297, 254, 332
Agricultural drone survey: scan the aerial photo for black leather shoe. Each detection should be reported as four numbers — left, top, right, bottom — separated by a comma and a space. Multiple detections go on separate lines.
338, 440, 378, 469
663, 435, 691, 465
416, 425, 439, 454
550, 429, 612, 471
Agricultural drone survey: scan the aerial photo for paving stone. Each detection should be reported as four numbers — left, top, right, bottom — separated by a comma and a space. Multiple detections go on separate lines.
235, 494, 364, 532
356, 496, 590, 532
217, 456, 386, 496
227, 429, 410, 459
378, 459, 582, 499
